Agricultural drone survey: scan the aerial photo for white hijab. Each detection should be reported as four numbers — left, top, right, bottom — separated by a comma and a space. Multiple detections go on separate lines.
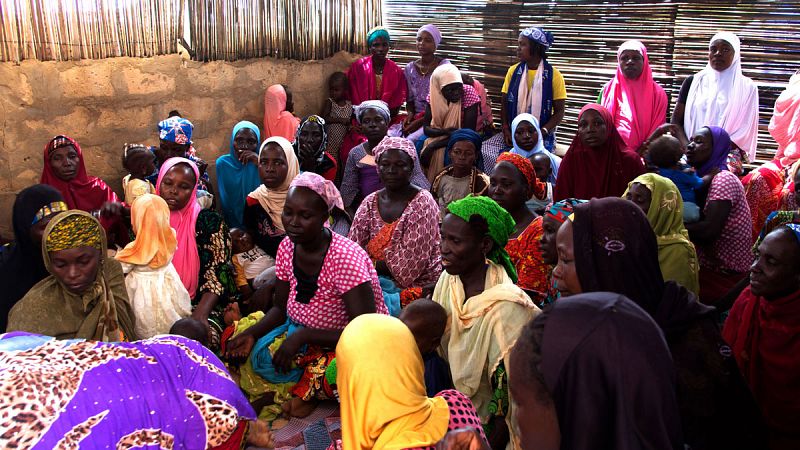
684, 32, 759, 161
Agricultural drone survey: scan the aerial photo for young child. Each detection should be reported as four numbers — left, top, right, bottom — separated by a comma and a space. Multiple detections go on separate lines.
115, 194, 192, 339
526, 152, 554, 214
321, 72, 354, 184
169, 318, 209, 347
431, 131, 489, 216
230, 228, 276, 298
121, 144, 156, 205
400, 299, 454, 397
648, 135, 711, 222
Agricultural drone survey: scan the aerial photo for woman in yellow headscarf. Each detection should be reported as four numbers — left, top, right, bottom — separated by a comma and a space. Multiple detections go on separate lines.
335, 314, 487, 450
116, 194, 191, 339
624, 173, 700, 294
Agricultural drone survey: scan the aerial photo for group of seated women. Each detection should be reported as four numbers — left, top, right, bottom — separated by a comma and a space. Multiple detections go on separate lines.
1, 22, 799, 450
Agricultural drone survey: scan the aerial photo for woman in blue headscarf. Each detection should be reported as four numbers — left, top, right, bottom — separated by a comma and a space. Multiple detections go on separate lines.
509, 113, 560, 183
216, 121, 262, 228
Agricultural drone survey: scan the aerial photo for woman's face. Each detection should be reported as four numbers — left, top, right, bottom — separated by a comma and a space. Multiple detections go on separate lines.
517, 36, 533, 63
489, 162, 530, 213
686, 127, 713, 168
233, 128, 259, 159
377, 149, 414, 191
540, 215, 561, 266
258, 143, 289, 188
416, 31, 436, 56
514, 121, 539, 151
281, 187, 329, 245
750, 229, 800, 300
298, 122, 325, 158
441, 82, 464, 103
49, 145, 80, 182
49, 246, 101, 294
158, 140, 190, 161
450, 141, 477, 172
159, 163, 196, 211
370, 36, 389, 59
30, 215, 54, 245
509, 342, 561, 450
709, 39, 735, 71
553, 220, 582, 297
361, 109, 389, 142
619, 49, 644, 79
440, 213, 491, 277
577, 109, 608, 148
625, 183, 652, 215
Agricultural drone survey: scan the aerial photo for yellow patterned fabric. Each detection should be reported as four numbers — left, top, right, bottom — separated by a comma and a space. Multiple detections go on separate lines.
32, 201, 68, 225
44, 211, 102, 252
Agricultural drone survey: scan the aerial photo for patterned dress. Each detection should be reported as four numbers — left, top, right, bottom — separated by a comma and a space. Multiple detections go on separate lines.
325, 98, 354, 184
506, 216, 551, 304
697, 171, 753, 273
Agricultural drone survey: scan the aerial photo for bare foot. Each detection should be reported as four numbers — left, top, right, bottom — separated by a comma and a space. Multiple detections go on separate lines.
246, 419, 274, 448
281, 397, 317, 418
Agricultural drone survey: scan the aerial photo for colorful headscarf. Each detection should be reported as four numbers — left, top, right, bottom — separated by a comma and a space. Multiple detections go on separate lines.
366, 26, 390, 46
248, 136, 300, 233
115, 194, 178, 270
783, 223, 800, 243
295, 115, 329, 165
215, 120, 262, 228
158, 116, 193, 145
754, 210, 796, 251
32, 201, 68, 225
44, 211, 103, 253
156, 157, 202, 298
545, 198, 587, 224
447, 196, 518, 282
416, 24, 442, 48
696, 126, 732, 177
519, 26, 554, 50
355, 100, 391, 124
290, 172, 344, 212
769, 72, 800, 167
497, 152, 539, 193
264, 84, 300, 140
444, 128, 484, 169
373, 136, 418, 163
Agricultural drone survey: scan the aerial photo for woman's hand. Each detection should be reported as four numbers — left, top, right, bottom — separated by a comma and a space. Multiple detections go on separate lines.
238, 150, 258, 166
503, 127, 513, 147
273, 330, 304, 372
436, 428, 490, 450
100, 201, 129, 219
225, 333, 256, 360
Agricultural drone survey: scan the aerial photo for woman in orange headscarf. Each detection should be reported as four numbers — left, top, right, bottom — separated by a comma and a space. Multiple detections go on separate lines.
264, 84, 300, 140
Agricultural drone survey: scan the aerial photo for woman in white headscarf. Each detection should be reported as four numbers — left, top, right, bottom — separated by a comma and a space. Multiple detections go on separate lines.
671, 32, 759, 162
403, 24, 451, 140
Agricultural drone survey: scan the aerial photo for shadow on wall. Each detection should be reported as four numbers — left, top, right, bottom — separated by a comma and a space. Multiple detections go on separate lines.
0, 51, 360, 236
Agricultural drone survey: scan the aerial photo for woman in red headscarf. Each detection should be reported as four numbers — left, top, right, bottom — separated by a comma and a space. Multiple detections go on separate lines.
553, 104, 645, 201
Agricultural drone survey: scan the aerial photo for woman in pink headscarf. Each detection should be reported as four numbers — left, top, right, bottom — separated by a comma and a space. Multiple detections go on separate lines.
599, 40, 668, 154
156, 157, 237, 351
264, 84, 300, 140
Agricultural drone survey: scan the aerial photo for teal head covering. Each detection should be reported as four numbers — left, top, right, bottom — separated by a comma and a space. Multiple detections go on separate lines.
367, 27, 390, 46
447, 196, 518, 283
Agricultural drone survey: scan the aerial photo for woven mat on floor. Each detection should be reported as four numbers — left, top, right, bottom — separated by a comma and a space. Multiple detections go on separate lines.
247, 401, 340, 450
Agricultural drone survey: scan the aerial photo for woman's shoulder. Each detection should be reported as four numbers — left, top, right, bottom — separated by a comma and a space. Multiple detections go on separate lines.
711, 170, 744, 189
329, 232, 371, 262
411, 188, 438, 209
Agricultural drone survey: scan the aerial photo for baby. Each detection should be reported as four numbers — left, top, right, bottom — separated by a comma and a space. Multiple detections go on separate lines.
230, 228, 276, 297
121, 144, 156, 205
169, 318, 209, 347
400, 299, 454, 397
526, 152, 554, 214
648, 135, 712, 223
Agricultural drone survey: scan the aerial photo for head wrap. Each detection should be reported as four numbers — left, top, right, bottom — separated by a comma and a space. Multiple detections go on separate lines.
537, 293, 683, 450
373, 136, 418, 163
290, 172, 344, 212
32, 201, 68, 225
40, 135, 119, 212
416, 24, 442, 48
45, 211, 103, 253
264, 84, 300, 140
444, 128, 483, 169
247, 136, 300, 233
295, 115, 329, 165
215, 120, 262, 228
545, 198, 587, 224
497, 152, 538, 192
769, 72, 800, 167
355, 100, 391, 124
519, 27, 554, 50
366, 26, 390, 46
510, 114, 560, 183
156, 157, 201, 298
783, 223, 800, 244
683, 32, 759, 160
158, 116, 193, 145
600, 40, 668, 152
696, 126, 732, 177
115, 194, 178, 270
446, 196, 518, 282
337, 314, 450, 449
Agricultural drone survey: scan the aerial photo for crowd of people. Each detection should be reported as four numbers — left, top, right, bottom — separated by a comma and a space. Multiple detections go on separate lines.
0, 23, 799, 450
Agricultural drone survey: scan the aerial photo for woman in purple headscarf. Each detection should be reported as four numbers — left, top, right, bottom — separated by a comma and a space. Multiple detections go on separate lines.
403, 24, 451, 139
684, 126, 753, 305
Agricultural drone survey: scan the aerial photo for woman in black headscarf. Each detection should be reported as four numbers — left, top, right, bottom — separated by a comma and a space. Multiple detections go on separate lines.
552, 197, 766, 450
0, 184, 67, 330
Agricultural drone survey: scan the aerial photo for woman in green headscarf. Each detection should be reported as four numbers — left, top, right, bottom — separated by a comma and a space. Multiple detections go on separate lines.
624, 173, 700, 294
7, 210, 136, 341
433, 196, 539, 450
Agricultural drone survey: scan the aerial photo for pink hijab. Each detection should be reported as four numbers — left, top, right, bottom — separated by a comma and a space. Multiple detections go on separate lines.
156, 157, 201, 298
769, 72, 800, 167
264, 84, 300, 140
601, 40, 668, 152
